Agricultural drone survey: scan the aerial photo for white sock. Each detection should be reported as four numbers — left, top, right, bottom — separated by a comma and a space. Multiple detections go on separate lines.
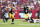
28, 20, 30, 23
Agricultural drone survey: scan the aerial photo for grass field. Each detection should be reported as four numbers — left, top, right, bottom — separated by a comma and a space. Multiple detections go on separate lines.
0, 19, 40, 27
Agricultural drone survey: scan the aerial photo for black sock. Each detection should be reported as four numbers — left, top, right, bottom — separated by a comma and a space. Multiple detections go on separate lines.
6, 18, 8, 22
5, 18, 7, 22
12, 18, 14, 22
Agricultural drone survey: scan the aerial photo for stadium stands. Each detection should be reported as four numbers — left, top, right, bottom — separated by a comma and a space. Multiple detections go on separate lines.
0, 0, 40, 10
0, 0, 40, 19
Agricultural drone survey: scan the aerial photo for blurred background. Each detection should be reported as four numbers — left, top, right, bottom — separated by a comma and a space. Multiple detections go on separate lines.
0, 0, 40, 19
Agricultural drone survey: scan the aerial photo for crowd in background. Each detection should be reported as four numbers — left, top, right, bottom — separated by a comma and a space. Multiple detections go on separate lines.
0, 0, 40, 10
0, 0, 40, 18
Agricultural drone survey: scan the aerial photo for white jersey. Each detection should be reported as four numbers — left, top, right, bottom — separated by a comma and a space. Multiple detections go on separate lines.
28, 19, 40, 23
4, 13, 9, 18
28, 13, 32, 17
34, 20, 39, 23
27, 13, 32, 19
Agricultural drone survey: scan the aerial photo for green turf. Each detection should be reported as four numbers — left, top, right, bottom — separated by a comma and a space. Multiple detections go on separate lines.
0, 19, 40, 27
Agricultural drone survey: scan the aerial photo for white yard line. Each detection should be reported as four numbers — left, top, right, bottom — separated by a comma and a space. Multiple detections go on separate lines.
0, 22, 40, 26
18, 24, 40, 25
0, 23, 7, 24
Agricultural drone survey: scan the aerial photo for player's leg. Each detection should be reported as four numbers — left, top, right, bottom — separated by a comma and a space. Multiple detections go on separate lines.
11, 14, 15, 24
5, 18, 9, 22
9, 13, 14, 24
25, 14, 28, 21
3, 18, 5, 22
11, 18, 14, 24
28, 16, 31, 23
3, 16, 5, 22
30, 16, 34, 23
9, 13, 11, 18
5, 18, 7, 22
5, 13, 9, 22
